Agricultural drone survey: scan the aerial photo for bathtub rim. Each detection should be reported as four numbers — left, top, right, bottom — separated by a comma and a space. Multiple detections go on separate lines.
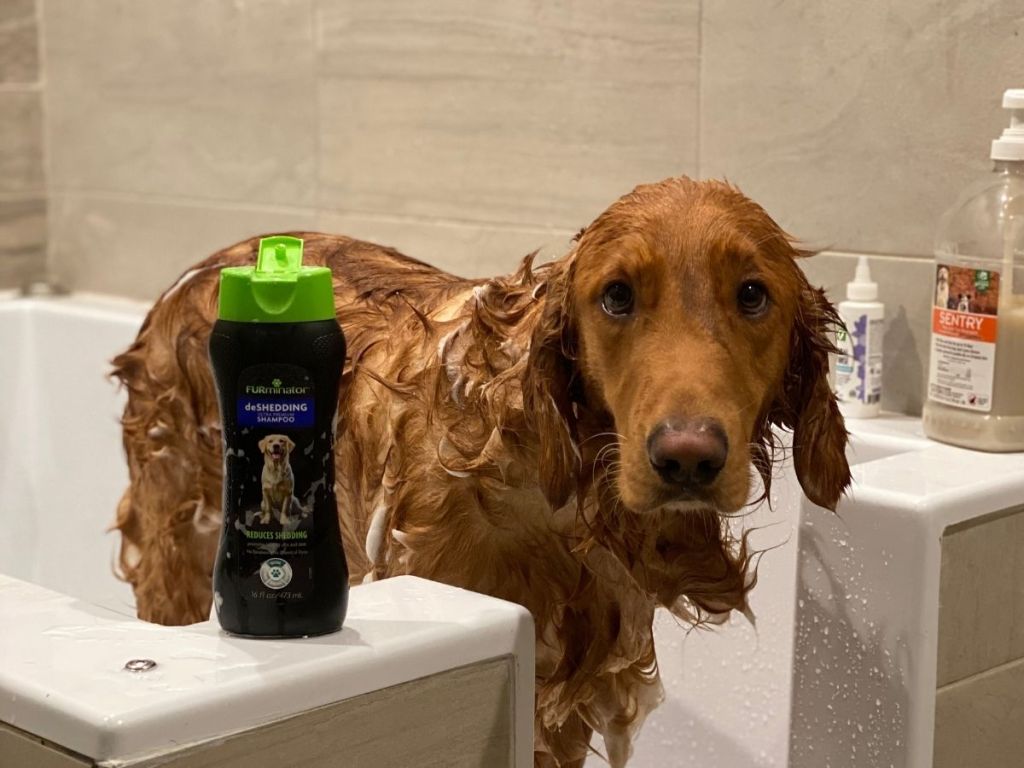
0, 573, 534, 764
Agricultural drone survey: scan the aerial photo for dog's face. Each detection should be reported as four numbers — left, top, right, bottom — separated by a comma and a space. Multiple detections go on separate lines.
530, 178, 849, 515
258, 434, 295, 463
937, 266, 949, 286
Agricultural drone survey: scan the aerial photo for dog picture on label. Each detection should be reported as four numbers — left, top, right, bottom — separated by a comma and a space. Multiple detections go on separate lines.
257, 434, 307, 526
935, 265, 950, 308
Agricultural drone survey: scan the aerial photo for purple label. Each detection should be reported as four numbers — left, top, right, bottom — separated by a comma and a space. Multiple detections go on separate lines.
237, 397, 315, 427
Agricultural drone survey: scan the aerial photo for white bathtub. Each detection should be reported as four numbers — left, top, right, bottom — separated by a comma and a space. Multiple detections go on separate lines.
6, 293, 1013, 767
0, 294, 143, 615
0, 294, 535, 766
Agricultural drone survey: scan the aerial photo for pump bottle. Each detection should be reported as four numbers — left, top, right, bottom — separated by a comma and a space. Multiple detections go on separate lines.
923, 89, 1024, 451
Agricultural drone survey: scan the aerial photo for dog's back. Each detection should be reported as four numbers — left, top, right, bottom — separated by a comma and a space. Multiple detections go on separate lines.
110, 233, 473, 624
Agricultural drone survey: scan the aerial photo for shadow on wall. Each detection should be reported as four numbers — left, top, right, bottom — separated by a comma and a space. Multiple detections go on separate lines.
882, 306, 924, 417
789, 524, 911, 768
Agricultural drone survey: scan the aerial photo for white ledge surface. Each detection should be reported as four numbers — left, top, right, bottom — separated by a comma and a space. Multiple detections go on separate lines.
0, 575, 534, 764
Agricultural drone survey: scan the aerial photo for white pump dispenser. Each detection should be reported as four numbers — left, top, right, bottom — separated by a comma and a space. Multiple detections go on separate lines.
834, 256, 884, 418
991, 89, 1024, 162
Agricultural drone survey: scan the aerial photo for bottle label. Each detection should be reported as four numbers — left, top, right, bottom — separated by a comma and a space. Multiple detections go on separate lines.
229, 363, 320, 600
927, 263, 999, 412
835, 313, 883, 406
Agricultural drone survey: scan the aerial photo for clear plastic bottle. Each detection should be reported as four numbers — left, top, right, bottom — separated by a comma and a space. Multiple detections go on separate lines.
922, 89, 1024, 451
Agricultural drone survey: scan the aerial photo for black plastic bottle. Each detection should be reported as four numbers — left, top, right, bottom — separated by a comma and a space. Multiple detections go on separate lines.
208, 235, 348, 637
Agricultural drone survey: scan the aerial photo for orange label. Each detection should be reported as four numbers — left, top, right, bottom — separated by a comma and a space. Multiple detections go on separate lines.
932, 308, 998, 343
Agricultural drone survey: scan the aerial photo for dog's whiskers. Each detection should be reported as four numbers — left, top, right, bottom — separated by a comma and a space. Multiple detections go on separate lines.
581, 431, 627, 446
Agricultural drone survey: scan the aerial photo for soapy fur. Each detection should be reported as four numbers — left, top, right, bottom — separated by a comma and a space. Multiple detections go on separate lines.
111, 177, 849, 767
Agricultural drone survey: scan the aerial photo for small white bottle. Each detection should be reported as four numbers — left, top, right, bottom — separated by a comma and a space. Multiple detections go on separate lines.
834, 256, 884, 418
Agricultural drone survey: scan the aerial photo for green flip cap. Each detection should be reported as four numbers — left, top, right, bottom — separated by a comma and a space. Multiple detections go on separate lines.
218, 236, 335, 322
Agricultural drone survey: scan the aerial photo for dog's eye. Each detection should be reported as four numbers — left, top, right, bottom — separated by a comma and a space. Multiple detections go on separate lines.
601, 282, 634, 316
737, 281, 769, 315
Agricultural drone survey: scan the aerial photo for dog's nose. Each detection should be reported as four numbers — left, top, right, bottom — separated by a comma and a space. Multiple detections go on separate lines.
646, 419, 728, 488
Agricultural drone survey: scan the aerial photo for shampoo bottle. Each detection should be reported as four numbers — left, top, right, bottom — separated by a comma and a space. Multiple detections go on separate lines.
922, 89, 1024, 451
835, 256, 884, 418
209, 235, 348, 637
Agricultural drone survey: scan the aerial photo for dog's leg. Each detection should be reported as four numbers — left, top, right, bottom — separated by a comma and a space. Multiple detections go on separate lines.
260, 494, 272, 525
535, 713, 592, 768
279, 496, 290, 526
114, 446, 219, 626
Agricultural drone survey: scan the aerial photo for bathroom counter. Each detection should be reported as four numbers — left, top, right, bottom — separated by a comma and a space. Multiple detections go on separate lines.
0, 575, 534, 766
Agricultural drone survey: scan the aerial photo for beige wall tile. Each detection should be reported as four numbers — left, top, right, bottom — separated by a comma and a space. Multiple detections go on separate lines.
0, 90, 44, 195
0, 0, 40, 84
937, 506, 1024, 686
0, 197, 46, 288
317, 209, 573, 279
50, 194, 315, 300
125, 658, 514, 767
701, 0, 1024, 256
801, 251, 933, 415
0, 2, 45, 290
0, 722, 90, 768
42, 0, 317, 206
934, 655, 1024, 768
316, 0, 698, 228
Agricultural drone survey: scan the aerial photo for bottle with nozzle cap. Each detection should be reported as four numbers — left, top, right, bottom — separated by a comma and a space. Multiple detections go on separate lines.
923, 89, 1024, 451
834, 255, 884, 418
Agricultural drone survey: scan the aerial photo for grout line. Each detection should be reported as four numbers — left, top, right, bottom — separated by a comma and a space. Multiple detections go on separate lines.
695, 0, 703, 179
0, 83, 43, 93
46, 186, 577, 236
937, 653, 1024, 692
321, 208, 576, 237
309, 0, 325, 214
34, 0, 54, 285
819, 249, 934, 262
0, 190, 47, 202
47, 186, 323, 217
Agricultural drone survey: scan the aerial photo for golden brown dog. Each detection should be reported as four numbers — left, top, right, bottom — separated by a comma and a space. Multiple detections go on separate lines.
111, 177, 849, 767
257, 434, 298, 525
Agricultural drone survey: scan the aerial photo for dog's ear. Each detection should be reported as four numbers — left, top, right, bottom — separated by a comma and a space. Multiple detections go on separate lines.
524, 254, 580, 510
284, 436, 296, 452
258, 436, 270, 454
769, 269, 850, 511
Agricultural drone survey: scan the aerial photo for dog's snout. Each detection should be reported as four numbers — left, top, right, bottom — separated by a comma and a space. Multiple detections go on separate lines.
646, 419, 728, 489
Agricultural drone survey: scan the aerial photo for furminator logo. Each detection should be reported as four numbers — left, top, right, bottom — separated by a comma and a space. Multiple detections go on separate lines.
245, 378, 311, 395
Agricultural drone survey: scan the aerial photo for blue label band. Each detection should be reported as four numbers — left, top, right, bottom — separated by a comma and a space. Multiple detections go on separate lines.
237, 397, 315, 427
